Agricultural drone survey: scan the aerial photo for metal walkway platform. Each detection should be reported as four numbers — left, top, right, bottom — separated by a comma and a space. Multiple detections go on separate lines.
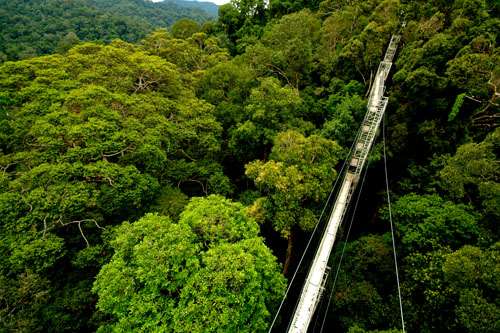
287, 34, 401, 333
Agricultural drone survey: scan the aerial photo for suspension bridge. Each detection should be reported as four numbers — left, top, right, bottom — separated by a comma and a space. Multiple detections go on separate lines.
270, 34, 403, 333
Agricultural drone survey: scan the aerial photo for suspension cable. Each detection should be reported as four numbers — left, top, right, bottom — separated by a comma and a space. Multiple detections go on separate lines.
318, 157, 371, 333
382, 115, 406, 333
268, 134, 360, 333
316, 114, 406, 332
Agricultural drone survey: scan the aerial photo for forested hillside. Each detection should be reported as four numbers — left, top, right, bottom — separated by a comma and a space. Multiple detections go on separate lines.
0, 0, 216, 61
166, 0, 219, 16
0, 0, 498, 332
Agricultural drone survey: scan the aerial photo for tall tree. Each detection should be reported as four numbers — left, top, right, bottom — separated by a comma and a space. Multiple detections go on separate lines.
93, 196, 286, 332
246, 130, 342, 273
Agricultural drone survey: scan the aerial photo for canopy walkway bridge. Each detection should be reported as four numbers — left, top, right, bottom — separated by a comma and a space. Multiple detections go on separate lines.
283, 34, 402, 333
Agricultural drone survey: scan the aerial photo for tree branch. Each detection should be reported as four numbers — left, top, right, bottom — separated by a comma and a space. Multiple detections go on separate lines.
102, 145, 132, 158
58, 218, 105, 247
178, 179, 207, 195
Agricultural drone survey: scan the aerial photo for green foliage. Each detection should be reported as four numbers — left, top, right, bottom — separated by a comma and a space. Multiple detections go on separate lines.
456, 288, 500, 333
93, 199, 285, 332
229, 77, 304, 160
93, 214, 200, 331
0, 270, 51, 331
141, 29, 230, 73
150, 186, 189, 220
446, 52, 498, 99
246, 130, 342, 234
55, 32, 81, 54
326, 235, 399, 331
386, 194, 481, 253
199, 61, 257, 127
243, 10, 321, 87
179, 194, 260, 246
173, 238, 286, 332
449, 92, 466, 121
403, 243, 500, 332
0, 0, 215, 61
440, 128, 500, 219
171, 18, 201, 39
322, 93, 366, 145
443, 245, 499, 292
269, 0, 322, 17
1, 0, 499, 331
0, 37, 227, 331
348, 324, 403, 333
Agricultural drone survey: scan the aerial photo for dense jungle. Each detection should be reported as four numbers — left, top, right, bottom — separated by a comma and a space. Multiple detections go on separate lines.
0, 0, 498, 332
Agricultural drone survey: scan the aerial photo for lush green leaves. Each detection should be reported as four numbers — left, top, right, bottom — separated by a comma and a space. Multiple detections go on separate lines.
246, 130, 342, 234
440, 128, 499, 217
0, 0, 215, 61
179, 194, 260, 246
173, 238, 286, 332
93, 197, 285, 332
386, 194, 481, 253
1, 0, 499, 332
93, 214, 200, 331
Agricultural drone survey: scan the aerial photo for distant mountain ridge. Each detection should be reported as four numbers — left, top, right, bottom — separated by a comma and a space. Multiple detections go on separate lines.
0, 0, 217, 61
163, 0, 219, 17
87, 0, 219, 24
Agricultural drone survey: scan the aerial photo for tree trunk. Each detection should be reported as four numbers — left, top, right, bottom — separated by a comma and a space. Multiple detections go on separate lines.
283, 230, 294, 276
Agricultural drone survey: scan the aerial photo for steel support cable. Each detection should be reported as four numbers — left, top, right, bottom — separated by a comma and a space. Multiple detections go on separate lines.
268, 133, 361, 333
317, 156, 371, 333
382, 115, 406, 333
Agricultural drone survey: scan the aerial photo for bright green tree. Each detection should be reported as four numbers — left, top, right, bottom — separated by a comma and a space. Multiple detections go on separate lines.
246, 130, 342, 272
93, 196, 285, 332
